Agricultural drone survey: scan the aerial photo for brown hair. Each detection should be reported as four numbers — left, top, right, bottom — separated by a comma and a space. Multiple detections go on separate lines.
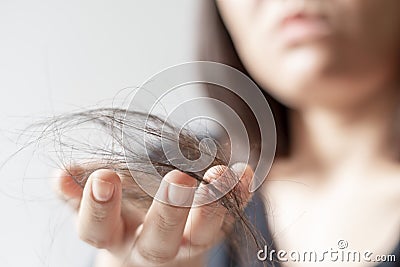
25, 107, 270, 266
16, 2, 292, 266
195, 0, 290, 159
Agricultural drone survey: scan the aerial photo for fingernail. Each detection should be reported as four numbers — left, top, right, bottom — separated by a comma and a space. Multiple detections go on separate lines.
92, 179, 114, 202
167, 182, 194, 207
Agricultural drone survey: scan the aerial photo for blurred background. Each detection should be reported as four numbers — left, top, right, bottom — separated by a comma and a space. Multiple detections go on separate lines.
0, 1, 200, 266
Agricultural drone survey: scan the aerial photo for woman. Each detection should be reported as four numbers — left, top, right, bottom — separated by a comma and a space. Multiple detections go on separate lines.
56, 0, 400, 266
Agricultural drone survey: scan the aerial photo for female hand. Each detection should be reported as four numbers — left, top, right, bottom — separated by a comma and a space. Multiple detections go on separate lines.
54, 164, 253, 267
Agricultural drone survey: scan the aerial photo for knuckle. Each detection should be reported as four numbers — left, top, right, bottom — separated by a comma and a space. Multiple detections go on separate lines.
155, 211, 181, 233
198, 204, 218, 219
89, 202, 108, 223
137, 245, 175, 264
79, 234, 111, 249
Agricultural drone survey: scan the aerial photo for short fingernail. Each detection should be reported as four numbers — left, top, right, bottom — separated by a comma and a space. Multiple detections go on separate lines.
92, 178, 114, 202
167, 182, 195, 207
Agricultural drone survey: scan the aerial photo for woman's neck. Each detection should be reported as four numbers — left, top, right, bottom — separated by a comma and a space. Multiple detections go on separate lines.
289, 86, 400, 181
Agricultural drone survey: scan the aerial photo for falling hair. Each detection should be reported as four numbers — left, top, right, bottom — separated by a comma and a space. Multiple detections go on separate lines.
24, 106, 273, 267
11, 1, 288, 265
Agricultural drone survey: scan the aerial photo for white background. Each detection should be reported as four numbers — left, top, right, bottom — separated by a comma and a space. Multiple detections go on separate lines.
0, 1, 200, 266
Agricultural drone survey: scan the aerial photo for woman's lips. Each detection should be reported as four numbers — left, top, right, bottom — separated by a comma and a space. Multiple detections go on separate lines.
278, 13, 331, 45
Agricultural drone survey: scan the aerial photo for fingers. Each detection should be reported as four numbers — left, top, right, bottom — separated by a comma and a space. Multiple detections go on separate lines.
183, 165, 229, 247
65, 164, 253, 266
133, 170, 196, 265
77, 169, 125, 251
230, 162, 254, 207
53, 166, 86, 209
183, 163, 254, 248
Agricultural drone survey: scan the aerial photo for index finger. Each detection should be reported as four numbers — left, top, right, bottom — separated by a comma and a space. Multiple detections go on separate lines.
132, 170, 196, 265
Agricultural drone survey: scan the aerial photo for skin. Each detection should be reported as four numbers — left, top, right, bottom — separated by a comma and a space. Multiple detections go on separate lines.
56, 165, 253, 267
57, 0, 400, 266
216, 0, 400, 266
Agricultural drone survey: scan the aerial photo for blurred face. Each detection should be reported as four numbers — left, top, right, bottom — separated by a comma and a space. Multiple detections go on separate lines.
216, 0, 400, 109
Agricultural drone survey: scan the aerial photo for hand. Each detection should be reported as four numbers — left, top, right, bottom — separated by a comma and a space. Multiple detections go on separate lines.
54, 164, 253, 267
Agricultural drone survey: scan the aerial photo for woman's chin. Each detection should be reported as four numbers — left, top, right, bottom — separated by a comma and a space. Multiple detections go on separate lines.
262, 70, 341, 109
281, 45, 336, 78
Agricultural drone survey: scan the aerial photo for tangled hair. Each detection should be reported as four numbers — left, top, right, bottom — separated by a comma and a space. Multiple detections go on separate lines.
24, 106, 272, 266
